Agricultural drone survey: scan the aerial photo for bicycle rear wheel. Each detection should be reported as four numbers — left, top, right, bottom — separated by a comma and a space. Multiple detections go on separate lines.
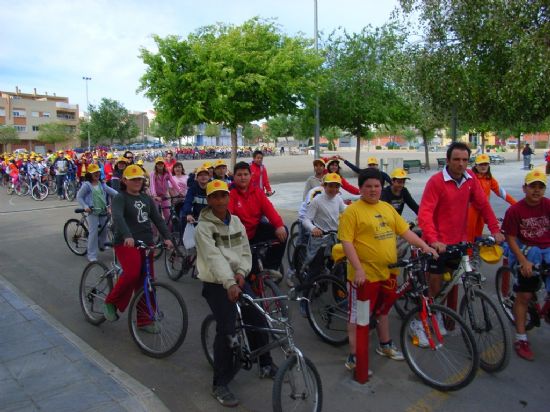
31, 183, 49, 201
164, 244, 195, 281
273, 355, 323, 412
79, 261, 113, 325
400, 304, 479, 391
249, 273, 288, 320
459, 289, 511, 373
306, 275, 348, 346
128, 281, 188, 358
63, 218, 89, 256
200, 314, 216, 367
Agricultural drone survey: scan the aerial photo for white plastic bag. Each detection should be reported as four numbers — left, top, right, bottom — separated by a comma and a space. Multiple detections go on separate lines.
182, 224, 196, 250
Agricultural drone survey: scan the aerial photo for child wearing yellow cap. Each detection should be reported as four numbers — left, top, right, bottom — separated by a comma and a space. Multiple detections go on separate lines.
502, 170, 549, 361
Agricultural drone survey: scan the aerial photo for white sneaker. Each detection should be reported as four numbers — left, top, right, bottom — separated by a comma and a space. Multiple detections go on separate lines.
409, 319, 429, 348
435, 312, 448, 336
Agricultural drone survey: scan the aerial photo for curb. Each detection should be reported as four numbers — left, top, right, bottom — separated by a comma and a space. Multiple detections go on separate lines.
0, 275, 170, 412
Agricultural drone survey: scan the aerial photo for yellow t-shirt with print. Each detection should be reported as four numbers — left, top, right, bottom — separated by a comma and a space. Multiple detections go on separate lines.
338, 199, 409, 282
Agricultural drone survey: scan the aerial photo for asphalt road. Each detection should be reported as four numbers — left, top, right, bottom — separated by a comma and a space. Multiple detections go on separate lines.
1, 153, 549, 412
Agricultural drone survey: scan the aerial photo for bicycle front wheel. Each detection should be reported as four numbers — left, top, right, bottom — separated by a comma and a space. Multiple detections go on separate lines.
65, 181, 76, 201
495, 266, 515, 325
459, 289, 511, 373
63, 219, 89, 256
273, 355, 323, 412
200, 314, 216, 367
31, 183, 49, 201
15, 181, 29, 196
306, 275, 348, 346
79, 261, 113, 325
400, 304, 479, 391
128, 281, 188, 358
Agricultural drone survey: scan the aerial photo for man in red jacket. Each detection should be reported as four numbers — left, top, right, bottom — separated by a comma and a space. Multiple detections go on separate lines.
418, 142, 504, 325
229, 161, 287, 274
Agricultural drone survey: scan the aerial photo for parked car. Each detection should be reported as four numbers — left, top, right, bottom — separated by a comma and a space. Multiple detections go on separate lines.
385, 142, 401, 149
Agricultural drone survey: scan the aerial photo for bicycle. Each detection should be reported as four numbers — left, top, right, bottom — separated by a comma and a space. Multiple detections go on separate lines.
28, 174, 49, 201
153, 195, 184, 261
496, 260, 549, 330
164, 221, 197, 282
386, 252, 480, 391
394, 238, 511, 373
63, 173, 78, 201
200, 294, 322, 412
285, 219, 301, 268
288, 232, 349, 346
6, 174, 29, 196
79, 240, 188, 358
63, 208, 112, 256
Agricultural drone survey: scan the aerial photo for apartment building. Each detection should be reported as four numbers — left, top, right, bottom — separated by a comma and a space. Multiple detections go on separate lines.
0, 87, 80, 153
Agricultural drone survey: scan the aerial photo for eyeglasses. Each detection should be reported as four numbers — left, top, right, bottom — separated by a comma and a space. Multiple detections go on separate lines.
125, 156, 134, 160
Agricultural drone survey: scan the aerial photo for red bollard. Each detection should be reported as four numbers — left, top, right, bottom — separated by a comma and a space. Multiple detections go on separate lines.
355, 284, 370, 384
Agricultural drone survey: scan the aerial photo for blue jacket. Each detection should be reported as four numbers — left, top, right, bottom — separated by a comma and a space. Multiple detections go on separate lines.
76, 181, 118, 210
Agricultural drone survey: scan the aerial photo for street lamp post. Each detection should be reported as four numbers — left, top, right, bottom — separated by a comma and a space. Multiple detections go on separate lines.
314, 0, 320, 159
82, 76, 92, 151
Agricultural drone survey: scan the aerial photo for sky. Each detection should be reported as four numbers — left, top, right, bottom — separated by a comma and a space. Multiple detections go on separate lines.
0, 0, 400, 115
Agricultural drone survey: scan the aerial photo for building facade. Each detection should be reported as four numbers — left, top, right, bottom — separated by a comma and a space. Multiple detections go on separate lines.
0, 87, 80, 153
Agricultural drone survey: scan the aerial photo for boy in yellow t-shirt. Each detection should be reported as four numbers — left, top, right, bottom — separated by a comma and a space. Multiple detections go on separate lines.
338, 169, 436, 374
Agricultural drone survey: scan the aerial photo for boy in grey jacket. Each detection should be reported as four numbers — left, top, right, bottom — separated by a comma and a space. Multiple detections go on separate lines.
196, 180, 277, 408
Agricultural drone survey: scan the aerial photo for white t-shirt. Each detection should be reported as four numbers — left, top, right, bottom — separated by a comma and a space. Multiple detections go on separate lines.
303, 192, 346, 233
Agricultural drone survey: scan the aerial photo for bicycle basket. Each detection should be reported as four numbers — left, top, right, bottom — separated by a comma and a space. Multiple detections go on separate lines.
479, 245, 504, 264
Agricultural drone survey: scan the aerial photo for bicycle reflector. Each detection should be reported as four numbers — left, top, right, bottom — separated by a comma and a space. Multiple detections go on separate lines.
479, 245, 504, 264
332, 243, 345, 262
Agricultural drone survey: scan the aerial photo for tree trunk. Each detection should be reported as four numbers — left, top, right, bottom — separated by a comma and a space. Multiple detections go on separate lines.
230, 128, 238, 169
355, 135, 361, 168
481, 131, 485, 154
423, 132, 431, 170
517, 131, 522, 161
216, 136, 220, 146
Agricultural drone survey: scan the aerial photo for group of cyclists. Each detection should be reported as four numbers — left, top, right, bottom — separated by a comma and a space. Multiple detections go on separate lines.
5, 140, 547, 408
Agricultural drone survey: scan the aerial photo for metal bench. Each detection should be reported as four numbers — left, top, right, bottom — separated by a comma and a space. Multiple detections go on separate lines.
403, 159, 426, 173
437, 158, 446, 170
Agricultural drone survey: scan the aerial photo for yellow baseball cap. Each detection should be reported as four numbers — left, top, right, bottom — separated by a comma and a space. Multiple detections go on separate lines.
106, 153, 113, 159
475, 154, 490, 164
323, 172, 342, 184
367, 157, 378, 165
116, 156, 129, 164
123, 164, 145, 179
87, 164, 100, 174
195, 166, 210, 176
213, 159, 227, 168
154, 157, 165, 164
390, 168, 410, 180
524, 170, 547, 186
479, 245, 504, 264
202, 161, 213, 169
206, 179, 230, 196
313, 159, 326, 166
137, 159, 144, 166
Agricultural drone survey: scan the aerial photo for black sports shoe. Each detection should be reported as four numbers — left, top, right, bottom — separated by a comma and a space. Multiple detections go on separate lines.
211, 385, 239, 407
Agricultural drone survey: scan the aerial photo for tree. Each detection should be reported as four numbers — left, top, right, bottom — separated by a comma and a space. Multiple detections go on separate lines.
149, 115, 195, 147
320, 24, 413, 166
81, 98, 139, 145
402, 128, 417, 148
139, 18, 323, 166
0, 126, 20, 149
322, 126, 342, 150
37, 122, 75, 144
242, 123, 263, 144
399, 1, 550, 159
204, 123, 221, 146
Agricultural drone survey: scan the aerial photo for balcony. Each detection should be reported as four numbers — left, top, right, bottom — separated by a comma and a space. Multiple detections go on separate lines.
55, 102, 78, 110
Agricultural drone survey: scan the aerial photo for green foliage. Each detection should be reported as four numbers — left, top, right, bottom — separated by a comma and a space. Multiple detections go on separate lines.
319, 24, 414, 165
37, 122, 74, 144
149, 115, 194, 144
204, 123, 220, 138
0, 125, 20, 144
398, 0, 550, 133
81, 98, 139, 145
139, 18, 323, 165
242, 123, 263, 144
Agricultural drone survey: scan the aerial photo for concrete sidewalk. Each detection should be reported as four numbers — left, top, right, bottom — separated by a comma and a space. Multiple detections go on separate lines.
0, 275, 169, 412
